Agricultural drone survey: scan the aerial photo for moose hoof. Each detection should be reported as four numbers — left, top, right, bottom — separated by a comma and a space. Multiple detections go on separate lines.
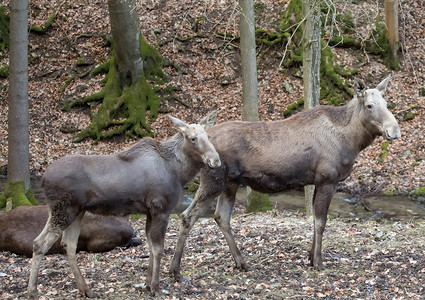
147, 285, 160, 296
312, 263, 326, 271
84, 289, 96, 298
235, 260, 250, 271
170, 269, 183, 283
28, 291, 39, 300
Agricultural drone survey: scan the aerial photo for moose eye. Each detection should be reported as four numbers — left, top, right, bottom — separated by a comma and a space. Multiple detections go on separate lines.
191, 136, 197, 143
367, 104, 373, 110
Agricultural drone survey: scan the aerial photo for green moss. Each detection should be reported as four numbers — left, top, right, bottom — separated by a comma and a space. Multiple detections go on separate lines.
245, 190, 272, 213
254, 2, 266, 14
420, 87, 425, 97
336, 12, 355, 34
387, 102, 396, 110
380, 141, 390, 162
0, 65, 8, 78
280, 0, 303, 45
404, 112, 415, 121
30, 11, 57, 34
0, 6, 9, 50
274, 0, 356, 106
0, 182, 38, 210
383, 189, 395, 196
365, 13, 400, 70
413, 187, 425, 197
284, 98, 304, 117
130, 214, 144, 220
187, 182, 199, 194
91, 60, 111, 77
140, 34, 165, 83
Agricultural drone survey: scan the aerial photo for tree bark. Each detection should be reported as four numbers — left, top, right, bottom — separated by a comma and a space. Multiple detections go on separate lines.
240, 0, 259, 122
302, 0, 321, 217
73, 0, 165, 142
384, 0, 399, 61
239, 0, 271, 213
108, 0, 143, 86
1, 0, 37, 209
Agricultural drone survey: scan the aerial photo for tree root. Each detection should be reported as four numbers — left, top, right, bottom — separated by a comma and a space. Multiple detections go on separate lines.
0, 182, 38, 211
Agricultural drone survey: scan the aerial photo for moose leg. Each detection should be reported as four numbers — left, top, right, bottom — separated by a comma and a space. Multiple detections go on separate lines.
61, 211, 94, 298
145, 213, 154, 289
309, 184, 336, 270
28, 215, 63, 299
145, 212, 169, 295
170, 188, 221, 282
214, 184, 249, 271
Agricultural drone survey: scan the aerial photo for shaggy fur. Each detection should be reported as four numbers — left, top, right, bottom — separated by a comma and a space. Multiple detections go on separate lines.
170, 77, 401, 281
27, 113, 220, 299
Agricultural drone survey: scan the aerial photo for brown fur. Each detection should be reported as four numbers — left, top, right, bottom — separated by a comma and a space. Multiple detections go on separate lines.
170, 77, 401, 281
0, 205, 139, 257
27, 113, 220, 299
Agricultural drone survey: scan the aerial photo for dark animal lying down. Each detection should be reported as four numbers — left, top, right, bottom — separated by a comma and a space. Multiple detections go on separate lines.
0, 205, 141, 257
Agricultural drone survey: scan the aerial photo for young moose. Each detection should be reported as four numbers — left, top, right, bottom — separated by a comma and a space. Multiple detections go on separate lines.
170, 76, 401, 281
27, 112, 221, 299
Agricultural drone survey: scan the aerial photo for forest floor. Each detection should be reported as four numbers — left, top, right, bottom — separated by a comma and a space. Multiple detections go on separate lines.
1, 208, 425, 299
0, 0, 425, 299
0, 0, 424, 196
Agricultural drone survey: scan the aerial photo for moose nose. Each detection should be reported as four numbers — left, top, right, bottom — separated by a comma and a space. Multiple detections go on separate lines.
385, 127, 401, 140
207, 157, 221, 168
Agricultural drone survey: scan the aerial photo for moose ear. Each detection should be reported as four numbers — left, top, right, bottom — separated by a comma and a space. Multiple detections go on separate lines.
376, 75, 391, 95
199, 111, 217, 129
169, 115, 188, 133
354, 79, 367, 98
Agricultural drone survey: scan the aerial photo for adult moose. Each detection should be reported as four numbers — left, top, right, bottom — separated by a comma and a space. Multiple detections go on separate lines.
170, 76, 401, 281
27, 112, 221, 299
0, 205, 141, 257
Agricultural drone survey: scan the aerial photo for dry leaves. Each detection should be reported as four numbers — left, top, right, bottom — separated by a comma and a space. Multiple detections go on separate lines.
0, 0, 423, 196
0, 1, 425, 297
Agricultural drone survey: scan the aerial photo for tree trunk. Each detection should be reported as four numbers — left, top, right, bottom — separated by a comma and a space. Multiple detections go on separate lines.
1, 0, 37, 210
239, 0, 271, 213
72, 0, 165, 142
302, 0, 321, 217
384, 0, 400, 69
108, 0, 143, 85
240, 0, 259, 122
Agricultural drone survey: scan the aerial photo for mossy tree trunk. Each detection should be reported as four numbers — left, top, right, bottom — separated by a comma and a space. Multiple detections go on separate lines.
240, 0, 271, 213
1, 0, 37, 211
384, 0, 400, 70
72, 0, 165, 142
279, 0, 357, 108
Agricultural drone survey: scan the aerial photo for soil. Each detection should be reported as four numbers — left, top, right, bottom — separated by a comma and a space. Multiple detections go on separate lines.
0, 0, 425, 299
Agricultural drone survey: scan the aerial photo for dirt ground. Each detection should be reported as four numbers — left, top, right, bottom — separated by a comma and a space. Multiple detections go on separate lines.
0, 0, 424, 196
1, 206, 425, 299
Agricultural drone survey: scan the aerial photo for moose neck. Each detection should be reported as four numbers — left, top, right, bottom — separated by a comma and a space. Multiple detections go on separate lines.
160, 133, 204, 185
342, 97, 378, 153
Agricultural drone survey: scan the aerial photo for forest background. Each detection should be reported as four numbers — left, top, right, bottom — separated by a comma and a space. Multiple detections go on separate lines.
0, 0, 424, 198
